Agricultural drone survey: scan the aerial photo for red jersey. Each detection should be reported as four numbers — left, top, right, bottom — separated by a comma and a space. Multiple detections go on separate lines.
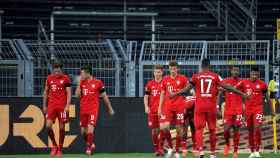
192, 70, 222, 112
46, 74, 71, 109
235, 79, 267, 112
184, 96, 196, 110
80, 78, 105, 114
221, 77, 243, 115
145, 80, 162, 114
161, 74, 189, 107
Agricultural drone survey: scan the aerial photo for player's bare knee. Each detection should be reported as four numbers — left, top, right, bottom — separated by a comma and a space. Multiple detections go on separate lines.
152, 128, 159, 134
160, 125, 169, 131
87, 125, 95, 133
46, 120, 53, 129
58, 122, 65, 130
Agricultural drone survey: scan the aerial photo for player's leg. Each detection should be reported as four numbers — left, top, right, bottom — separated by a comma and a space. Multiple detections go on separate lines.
232, 114, 242, 158
189, 118, 197, 154
206, 112, 218, 158
181, 114, 189, 157
246, 113, 255, 158
46, 109, 58, 156
151, 127, 161, 156
223, 115, 233, 156
80, 114, 88, 145
148, 114, 160, 155
175, 110, 185, 156
85, 124, 95, 155
194, 112, 206, 157
57, 110, 68, 156
253, 113, 263, 157
207, 111, 217, 158
159, 107, 173, 152
85, 112, 98, 155
81, 127, 87, 143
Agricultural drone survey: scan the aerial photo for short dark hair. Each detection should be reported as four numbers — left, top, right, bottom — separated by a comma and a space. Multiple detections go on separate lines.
251, 66, 259, 72
81, 66, 92, 75
153, 64, 163, 70
169, 60, 178, 67
201, 58, 210, 68
52, 63, 63, 69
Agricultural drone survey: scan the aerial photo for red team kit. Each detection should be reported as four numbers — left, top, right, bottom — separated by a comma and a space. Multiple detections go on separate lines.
44, 61, 272, 158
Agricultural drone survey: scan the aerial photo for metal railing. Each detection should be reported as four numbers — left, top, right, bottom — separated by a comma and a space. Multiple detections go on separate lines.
0, 39, 272, 97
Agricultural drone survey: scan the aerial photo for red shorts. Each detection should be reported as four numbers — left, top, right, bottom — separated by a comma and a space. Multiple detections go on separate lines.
194, 111, 216, 130
223, 114, 242, 126
46, 107, 69, 123
148, 113, 159, 128
245, 111, 263, 127
80, 111, 98, 127
160, 104, 185, 125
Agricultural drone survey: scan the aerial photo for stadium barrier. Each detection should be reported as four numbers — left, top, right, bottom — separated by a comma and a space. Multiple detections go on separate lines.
0, 97, 279, 154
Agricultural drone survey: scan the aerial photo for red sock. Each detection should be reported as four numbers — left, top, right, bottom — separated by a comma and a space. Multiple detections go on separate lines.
47, 128, 57, 147
83, 133, 88, 143
233, 131, 240, 152
164, 130, 173, 148
195, 128, 203, 152
175, 133, 181, 153
248, 129, 255, 152
87, 133, 94, 148
181, 139, 187, 151
59, 129, 65, 149
255, 128, 261, 152
224, 129, 230, 145
191, 130, 196, 150
158, 130, 165, 151
209, 129, 217, 154
151, 130, 159, 152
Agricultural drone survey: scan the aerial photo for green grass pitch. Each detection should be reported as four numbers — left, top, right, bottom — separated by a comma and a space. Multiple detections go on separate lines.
0, 153, 280, 158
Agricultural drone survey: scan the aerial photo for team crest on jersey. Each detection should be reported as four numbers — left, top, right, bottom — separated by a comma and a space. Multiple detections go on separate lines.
50, 81, 54, 84
92, 84, 95, 88
176, 80, 180, 85
256, 84, 260, 89
60, 80, 64, 84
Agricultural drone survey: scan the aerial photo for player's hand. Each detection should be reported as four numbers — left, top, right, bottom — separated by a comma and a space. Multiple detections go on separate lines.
144, 106, 150, 114
64, 105, 70, 113
169, 92, 176, 99
271, 112, 276, 117
158, 108, 162, 116
217, 109, 222, 119
43, 106, 47, 114
108, 108, 115, 116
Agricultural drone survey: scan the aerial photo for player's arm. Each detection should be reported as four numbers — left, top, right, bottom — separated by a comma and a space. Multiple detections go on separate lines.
217, 90, 224, 110
144, 94, 150, 114
101, 91, 115, 116
170, 83, 193, 98
158, 90, 165, 116
144, 84, 151, 114
42, 81, 49, 114
75, 76, 81, 98
65, 86, 72, 112
75, 86, 81, 98
219, 83, 247, 99
264, 89, 276, 117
